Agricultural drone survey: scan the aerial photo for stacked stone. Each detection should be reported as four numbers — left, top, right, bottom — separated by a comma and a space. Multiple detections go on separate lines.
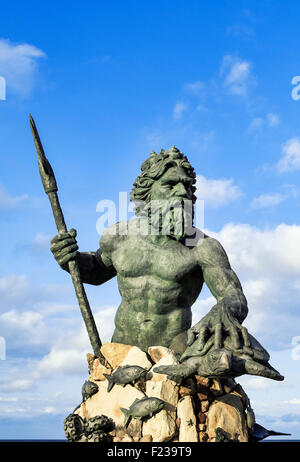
71, 343, 251, 442
176, 375, 249, 442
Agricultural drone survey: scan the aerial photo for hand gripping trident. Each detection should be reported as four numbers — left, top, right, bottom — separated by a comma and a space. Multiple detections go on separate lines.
29, 114, 103, 360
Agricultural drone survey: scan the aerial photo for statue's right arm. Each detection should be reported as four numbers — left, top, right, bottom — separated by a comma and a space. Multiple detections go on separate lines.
71, 249, 116, 285
50, 228, 116, 286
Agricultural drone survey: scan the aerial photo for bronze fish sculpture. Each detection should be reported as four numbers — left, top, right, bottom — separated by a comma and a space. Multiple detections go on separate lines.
120, 397, 165, 427
103, 365, 147, 392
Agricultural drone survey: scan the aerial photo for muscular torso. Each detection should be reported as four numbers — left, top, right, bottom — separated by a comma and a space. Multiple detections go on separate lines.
76, 219, 246, 353
109, 233, 204, 350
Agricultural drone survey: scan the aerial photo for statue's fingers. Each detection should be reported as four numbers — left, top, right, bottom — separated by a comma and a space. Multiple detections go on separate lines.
51, 232, 73, 244
196, 326, 210, 350
242, 346, 254, 357
196, 336, 214, 356
51, 235, 60, 244
213, 323, 223, 349
241, 326, 251, 348
190, 319, 205, 334
50, 229, 77, 244
57, 251, 78, 266
224, 308, 241, 328
58, 244, 79, 257
186, 329, 196, 347
238, 327, 254, 356
234, 347, 253, 357
51, 238, 77, 253
228, 326, 240, 350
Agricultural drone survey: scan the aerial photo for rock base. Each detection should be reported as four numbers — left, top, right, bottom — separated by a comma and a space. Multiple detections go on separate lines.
65, 343, 253, 442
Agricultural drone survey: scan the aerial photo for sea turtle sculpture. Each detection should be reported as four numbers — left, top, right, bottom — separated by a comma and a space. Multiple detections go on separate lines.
154, 332, 283, 381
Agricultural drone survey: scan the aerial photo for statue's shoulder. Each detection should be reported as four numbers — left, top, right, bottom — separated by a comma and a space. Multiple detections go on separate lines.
99, 221, 129, 253
193, 233, 230, 268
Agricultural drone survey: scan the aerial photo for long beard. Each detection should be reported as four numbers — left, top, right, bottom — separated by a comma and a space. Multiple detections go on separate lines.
145, 199, 194, 241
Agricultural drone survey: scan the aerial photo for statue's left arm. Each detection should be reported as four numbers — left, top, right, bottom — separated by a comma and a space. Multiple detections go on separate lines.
183, 236, 251, 358
197, 236, 248, 323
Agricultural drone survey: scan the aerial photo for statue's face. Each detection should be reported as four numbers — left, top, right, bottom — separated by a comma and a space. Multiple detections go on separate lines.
148, 165, 194, 240
150, 165, 194, 202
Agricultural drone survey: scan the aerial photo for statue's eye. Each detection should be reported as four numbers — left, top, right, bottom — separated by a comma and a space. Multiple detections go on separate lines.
183, 179, 192, 187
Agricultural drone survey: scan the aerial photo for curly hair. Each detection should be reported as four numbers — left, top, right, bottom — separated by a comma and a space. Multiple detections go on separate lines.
130, 146, 197, 216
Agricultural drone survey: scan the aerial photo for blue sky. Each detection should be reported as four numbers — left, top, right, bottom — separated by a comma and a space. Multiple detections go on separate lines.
1, 0, 300, 440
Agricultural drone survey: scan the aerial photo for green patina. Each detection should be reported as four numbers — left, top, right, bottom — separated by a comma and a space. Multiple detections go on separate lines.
49, 145, 284, 381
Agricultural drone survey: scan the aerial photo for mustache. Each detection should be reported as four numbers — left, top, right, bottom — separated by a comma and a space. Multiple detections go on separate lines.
146, 199, 194, 238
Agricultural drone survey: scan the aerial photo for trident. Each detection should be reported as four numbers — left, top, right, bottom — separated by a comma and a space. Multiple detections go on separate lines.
29, 114, 103, 360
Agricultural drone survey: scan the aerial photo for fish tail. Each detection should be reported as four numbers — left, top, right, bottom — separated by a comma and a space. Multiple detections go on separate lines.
120, 408, 131, 427
103, 373, 115, 392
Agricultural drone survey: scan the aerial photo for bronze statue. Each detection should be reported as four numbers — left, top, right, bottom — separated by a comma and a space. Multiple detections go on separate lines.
30, 120, 282, 383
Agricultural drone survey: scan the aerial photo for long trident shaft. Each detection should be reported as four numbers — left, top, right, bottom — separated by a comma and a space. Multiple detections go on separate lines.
29, 114, 103, 359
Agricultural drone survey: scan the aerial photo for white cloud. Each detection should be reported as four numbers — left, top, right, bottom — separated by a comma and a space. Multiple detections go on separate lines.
0, 310, 44, 331
0, 397, 18, 402
37, 348, 87, 376
0, 274, 77, 356
249, 184, 298, 210
183, 80, 205, 96
192, 296, 215, 325
170, 55, 258, 123
248, 113, 280, 133
0, 184, 28, 210
238, 376, 274, 390
205, 223, 300, 349
283, 399, 300, 405
190, 222, 300, 436
5, 304, 117, 378
6, 379, 34, 392
16, 232, 52, 256
1, 217, 300, 434
0, 274, 69, 312
0, 303, 116, 419
0, 274, 28, 301
277, 138, 300, 173
220, 54, 254, 97
226, 24, 255, 40
250, 192, 286, 209
173, 101, 188, 120
0, 272, 115, 361
195, 175, 242, 207
0, 38, 46, 97
267, 112, 280, 127
32, 233, 51, 249
208, 222, 300, 278
248, 117, 264, 132
196, 104, 209, 112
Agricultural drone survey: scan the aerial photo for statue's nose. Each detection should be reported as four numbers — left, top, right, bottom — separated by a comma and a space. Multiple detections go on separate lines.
174, 183, 187, 197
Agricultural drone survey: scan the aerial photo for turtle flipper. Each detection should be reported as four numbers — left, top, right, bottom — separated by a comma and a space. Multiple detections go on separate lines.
153, 363, 195, 380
